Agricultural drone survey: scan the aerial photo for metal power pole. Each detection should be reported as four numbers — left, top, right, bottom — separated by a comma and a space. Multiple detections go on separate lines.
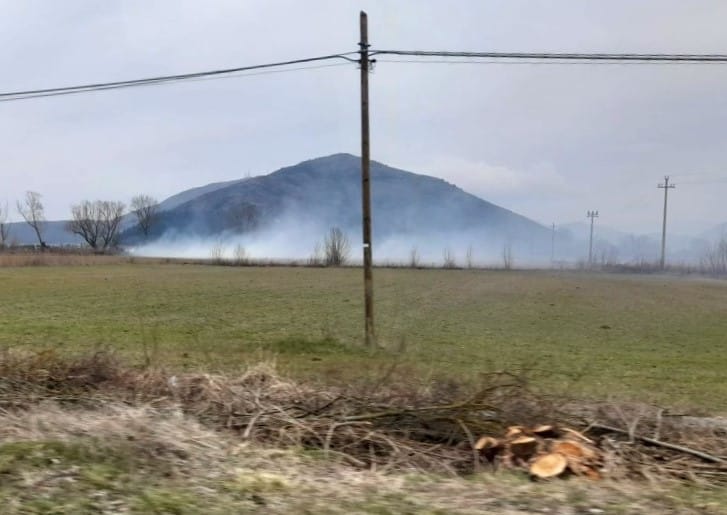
587, 210, 599, 267
359, 11, 375, 347
658, 176, 676, 270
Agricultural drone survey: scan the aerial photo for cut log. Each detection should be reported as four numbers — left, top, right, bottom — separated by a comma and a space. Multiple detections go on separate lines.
505, 425, 524, 438
551, 440, 597, 461
567, 460, 602, 480
561, 427, 595, 445
582, 467, 602, 480
474, 436, 500, 451
475, 436, 503, 463
532, 424, 559, 438
530, 453, 568, 478
509, 436, 538, 459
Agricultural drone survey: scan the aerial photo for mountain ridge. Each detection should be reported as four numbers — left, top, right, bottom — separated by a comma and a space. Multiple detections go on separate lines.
125, 153, 550, 254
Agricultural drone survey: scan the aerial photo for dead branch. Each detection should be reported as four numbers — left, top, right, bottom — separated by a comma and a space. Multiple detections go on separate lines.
341, 400, 498, 422
589, 423, 726, 464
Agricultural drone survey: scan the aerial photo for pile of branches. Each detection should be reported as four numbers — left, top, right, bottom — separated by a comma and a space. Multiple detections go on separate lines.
0, 349, 724, 483
142, 365, 563, 475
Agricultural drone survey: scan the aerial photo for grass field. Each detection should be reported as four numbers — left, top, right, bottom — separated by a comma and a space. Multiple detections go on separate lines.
1, 263, 726, 411
1, 261, 727, 513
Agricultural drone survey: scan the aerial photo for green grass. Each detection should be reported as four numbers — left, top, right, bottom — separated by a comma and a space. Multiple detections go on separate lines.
1, 263, 726, 411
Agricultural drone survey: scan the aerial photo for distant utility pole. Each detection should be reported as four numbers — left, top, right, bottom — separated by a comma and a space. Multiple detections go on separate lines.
658, 176, 676, 270
359, 11, 375, 347
587, 210, 599, 267
551, 223, 556, 265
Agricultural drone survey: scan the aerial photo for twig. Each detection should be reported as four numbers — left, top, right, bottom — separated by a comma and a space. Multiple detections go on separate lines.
654, 408, 663, 441
456, 418, 480, 473
298, 395, 343, 417
341, 400, 497, 422
242, 410, 265, 439
589, 423, 726, 464
324, 421, 368, 455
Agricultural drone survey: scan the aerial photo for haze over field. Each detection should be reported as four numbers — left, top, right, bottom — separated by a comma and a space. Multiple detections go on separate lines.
4, 152, 725, 266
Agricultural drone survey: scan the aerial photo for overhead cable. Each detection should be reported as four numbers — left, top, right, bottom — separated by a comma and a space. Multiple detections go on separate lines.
371, 49, 727, 62
0, 52, 358, 102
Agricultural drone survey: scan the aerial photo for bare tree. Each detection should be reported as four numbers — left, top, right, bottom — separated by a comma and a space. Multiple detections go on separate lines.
225, 202, 259, 233
466, 244, 474, 269
409, 246, 420, 268
130, 194, 158, 239
594, 240, 619, 267
700, 237, 727, 275
17, 191, 46, 248
502, 243, 514, 270
308, 241, 324, 266
0, 202, 9, 248
442, 248, 456, 268
323, 227, 350, 266
67, 200, 125, 251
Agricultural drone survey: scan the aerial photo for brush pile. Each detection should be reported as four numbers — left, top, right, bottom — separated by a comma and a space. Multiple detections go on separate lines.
0, 350, 724, 484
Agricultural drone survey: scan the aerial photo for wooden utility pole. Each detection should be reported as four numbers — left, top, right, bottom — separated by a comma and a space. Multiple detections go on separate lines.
587, 210, 599, 267
359, 11, 375, 346
658, 176, 675, 270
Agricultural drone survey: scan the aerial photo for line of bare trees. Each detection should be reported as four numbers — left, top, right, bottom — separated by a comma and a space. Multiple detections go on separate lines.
0, 190, 159, 252
67, 200, 125, 251
700, 237, 727, 274
67, 194, 159, 251
17, 191, 47, 249
130, 194, 158, 239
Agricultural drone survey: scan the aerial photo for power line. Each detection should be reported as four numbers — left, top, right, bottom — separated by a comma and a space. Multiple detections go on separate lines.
0, 52, 358, 102
1, 62, 353, 102
371, 49, 727, 62
4, 47, 727, 102
677, 178, 727, 185
377, 58, 727, 66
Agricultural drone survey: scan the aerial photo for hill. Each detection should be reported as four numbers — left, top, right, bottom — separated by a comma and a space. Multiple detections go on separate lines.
123, 153, 551, 261
3, 220, 83, 247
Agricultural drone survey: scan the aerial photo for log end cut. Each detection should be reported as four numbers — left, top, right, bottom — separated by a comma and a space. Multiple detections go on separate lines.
475, 436, 500, 451
530, 452, 568, 479
510, 436, 538, 459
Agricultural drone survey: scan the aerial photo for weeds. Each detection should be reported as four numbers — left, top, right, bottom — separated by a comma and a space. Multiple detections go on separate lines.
0, 350, 724, 485
0, 350, 724, 513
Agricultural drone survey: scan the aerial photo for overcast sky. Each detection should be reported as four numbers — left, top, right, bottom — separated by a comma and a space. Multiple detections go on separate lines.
2, 0, 727, 234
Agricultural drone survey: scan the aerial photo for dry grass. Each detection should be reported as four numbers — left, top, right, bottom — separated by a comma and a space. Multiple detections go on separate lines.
2, 403, 725, 514
0, 350, 725, 513
0, 252, 132, 267
0, 350, 724, 486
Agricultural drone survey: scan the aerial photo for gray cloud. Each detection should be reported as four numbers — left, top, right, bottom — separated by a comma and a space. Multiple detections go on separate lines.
2, 0, 727, 236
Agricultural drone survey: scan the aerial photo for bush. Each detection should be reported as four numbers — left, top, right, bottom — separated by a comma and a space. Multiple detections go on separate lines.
323, 227, 350, 266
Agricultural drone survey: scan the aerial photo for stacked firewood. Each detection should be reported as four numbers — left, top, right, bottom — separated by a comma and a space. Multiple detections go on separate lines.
475, 424, 603, 479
